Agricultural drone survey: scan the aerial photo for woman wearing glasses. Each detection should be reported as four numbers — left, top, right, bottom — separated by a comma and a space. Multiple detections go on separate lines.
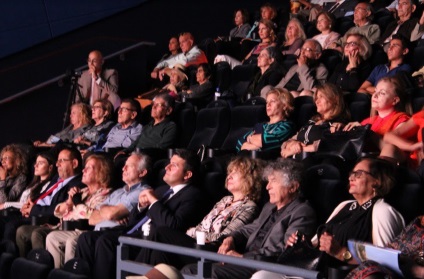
73, 99, 115, 149
251, 157, 405, 279
0, 144, 28, 204
329, 33, 373, 93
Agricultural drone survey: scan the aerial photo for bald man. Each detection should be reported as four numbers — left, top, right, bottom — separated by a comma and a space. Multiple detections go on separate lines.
77, 50, 121, 110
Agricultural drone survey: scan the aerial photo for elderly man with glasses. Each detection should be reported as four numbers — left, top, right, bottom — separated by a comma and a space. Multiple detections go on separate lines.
264, 39, 327, 98
76, 50, 121, 110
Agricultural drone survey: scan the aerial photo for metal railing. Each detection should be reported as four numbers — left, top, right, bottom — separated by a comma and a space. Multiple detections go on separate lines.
117, 237, 322, 279
0, 41, 155, 105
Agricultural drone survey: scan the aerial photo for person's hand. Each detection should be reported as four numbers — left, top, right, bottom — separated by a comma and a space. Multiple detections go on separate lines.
33, 140, 42, 147
117, 217, 129, 225
158, 69, 166, 81
88, 65, 98, 80
67, 187, 80, 199
21, 200, 34, 217
286, 232, 300, 247
343, 122, 361, 131
218, 237, 235, 255
319, 232, 343, 258
411, 142, 424, 152
0, 166, 6, 180
166, 84, 177, 93
346, 49, 359, 70
74, 136, 83, 144
225, 250, 243, 257
138, 189, 158, 207
297, 54, 308, 66
281, 141, 304, 158
151, 68, 160, 79
330, 122, 344, 133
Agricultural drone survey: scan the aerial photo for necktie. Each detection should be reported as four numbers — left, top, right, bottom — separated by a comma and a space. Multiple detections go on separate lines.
34, 179, 64, 204
126, 188, 174, 235
91, 77, 100, 105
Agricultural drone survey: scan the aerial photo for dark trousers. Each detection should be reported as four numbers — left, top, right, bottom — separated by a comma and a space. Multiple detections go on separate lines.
75, 229, 141, 279
136, 226, 217, 269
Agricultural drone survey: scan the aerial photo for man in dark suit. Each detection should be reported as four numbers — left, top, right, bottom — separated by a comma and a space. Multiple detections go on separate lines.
15, 146, 84, 257
75, 149, 204, 279
182, 159, 317, 279
325, 0, 358, 19
76, 50, 120, 110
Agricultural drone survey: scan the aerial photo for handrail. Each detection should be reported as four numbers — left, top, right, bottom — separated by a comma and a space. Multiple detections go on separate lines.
0, 41, 156, 105
117, 237, 322, 279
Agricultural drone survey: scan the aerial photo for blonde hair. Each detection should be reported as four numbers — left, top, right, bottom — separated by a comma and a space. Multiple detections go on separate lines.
72, 102, 92, 126
285, 18, 307, 42
266, 87, 295, 118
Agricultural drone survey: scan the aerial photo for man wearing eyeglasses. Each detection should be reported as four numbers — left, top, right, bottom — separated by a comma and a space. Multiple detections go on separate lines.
268, 39, 327, 98
15, 146, 84, 257
76, 50, 121, 110
99, 99, 142, 153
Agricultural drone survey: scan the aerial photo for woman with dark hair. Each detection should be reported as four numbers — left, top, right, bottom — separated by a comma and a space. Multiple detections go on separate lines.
0, 152, 56, 211
0, 144, 28, 204
281, 83, 350, 158
247, 46, 285, 98
73, 99, 115, 149
185, 63, 214, 103
135, 157, 264, 269
312, 11, 340, 50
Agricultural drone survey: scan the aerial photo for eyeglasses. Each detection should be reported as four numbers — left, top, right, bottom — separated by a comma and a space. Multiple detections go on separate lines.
118, 107, 134, 113
1, 156, 12, 162
92, 105, 103, 110
57, 158, 72, 164
349, 170, 374, 179
345, 41, 360, 47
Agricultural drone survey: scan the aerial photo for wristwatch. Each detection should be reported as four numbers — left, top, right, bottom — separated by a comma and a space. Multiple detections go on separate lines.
342, 250, 352, 262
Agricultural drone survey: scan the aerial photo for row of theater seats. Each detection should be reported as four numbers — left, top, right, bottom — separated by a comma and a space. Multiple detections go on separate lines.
0, 241, 90, 279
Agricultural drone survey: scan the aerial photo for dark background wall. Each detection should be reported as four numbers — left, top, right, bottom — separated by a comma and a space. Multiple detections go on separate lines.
0, 0, 284, 149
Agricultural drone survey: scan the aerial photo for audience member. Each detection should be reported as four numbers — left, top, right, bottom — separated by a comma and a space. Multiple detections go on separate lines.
280, 18, 306, 56
247, 47, 285, 98
76, 50, 120, 110
136, 157, 263, 268
161, 64, 188, 100
343, 76, 410, 136
379, 0, 424, 48
309, 0, 358, 21
281, 83, 350, 158
0, 144, 28, 204
75, 149, 204, 279
358, 35, 411, 95
73, 99, 115, 149
251, 157, 405, 279
185, 63, 214, 103
181, 159, 317, 279
44, 154, 113, 268
121, 93, 177, 153
33, 102, 92, 148
15, 146, 84, 257
331, 2, 380, 50
329, 33, 373, 93
237, 88, 295, 152
312, 11, 340, 50
271, 39, 327, 97
214, 19, 277, 69
150, 36, 181, 80
151, 32, 208, 81
0, 152, 56, 241
100, 99, 142, 152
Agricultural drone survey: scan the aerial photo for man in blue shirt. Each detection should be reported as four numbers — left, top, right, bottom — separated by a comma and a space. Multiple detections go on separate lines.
358, 35, 412, 95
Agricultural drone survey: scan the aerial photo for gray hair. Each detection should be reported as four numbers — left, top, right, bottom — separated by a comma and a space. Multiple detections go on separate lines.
304, 39, 322, 54
263, 158, 304, 188
131, 152, 152, 176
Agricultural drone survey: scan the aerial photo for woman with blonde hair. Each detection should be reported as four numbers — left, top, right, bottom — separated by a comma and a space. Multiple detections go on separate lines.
34, 102, 92, 147
281, 17, 306, 56
237, 87, 295, 152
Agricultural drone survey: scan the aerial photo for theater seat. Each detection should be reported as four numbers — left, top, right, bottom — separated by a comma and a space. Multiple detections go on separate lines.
10, 249, 54, 279
47, 258, 90, 279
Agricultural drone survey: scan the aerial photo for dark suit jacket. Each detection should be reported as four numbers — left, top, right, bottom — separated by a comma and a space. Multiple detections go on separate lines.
128, 184, 204, 236
76, 68, 120, 109
325, 0, 358, 19
30, 174, 85, 224
231, 197, 317, 258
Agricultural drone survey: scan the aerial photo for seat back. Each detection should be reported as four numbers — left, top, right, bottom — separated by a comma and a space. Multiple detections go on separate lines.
319, 49, 342, 78
220, 104, 268, 151
302, 163, 350, 224
187, 106, 231, 150
291, 96, 317, 129
10, 249, 54, 279
171, 102, 196, 148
